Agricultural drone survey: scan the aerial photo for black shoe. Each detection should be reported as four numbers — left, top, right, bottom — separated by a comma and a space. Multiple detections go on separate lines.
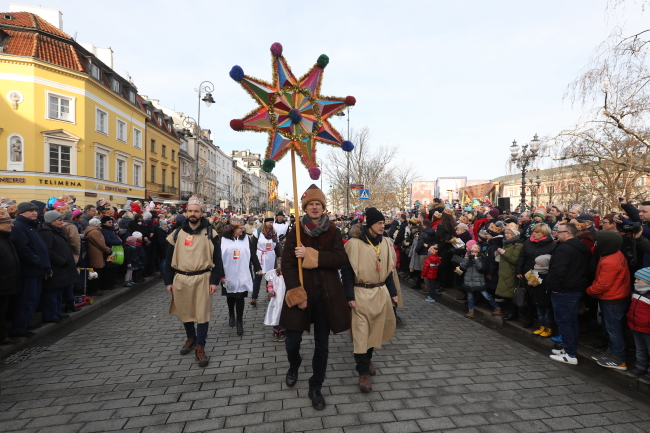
57, 313, 70, 319
521, 320, 533, 329
395, 315, 407, 327
236, 321, 244, 336
44, 318, 63, 324
286, 367, 298, 387
26, 323, 42, 330
503, 310, 518, 321
63, 300, 81, 313
308, 388, 326, 410
8, 331, 36, 338
229, 314, 235, 327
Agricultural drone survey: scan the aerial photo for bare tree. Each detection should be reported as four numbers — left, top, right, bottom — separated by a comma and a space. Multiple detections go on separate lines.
393, 161, 421, 211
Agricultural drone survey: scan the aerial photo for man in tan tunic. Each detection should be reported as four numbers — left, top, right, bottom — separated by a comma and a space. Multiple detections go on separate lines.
164, 196, 224, 367
342, 207, 398, 392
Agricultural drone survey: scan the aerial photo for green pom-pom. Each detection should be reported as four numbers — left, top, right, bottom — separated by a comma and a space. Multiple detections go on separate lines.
262, 158, 276, 173
317, 54, 329, 68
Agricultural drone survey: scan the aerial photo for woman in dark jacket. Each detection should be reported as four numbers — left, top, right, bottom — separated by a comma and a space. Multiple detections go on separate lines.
435, 211, 457, 290
100, 216, 123, 291
511, 223, 557, 325
0, 215, 20, 344
38, 211, 79, 323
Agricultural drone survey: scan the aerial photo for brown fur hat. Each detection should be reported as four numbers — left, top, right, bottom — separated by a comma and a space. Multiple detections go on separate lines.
301, 184, 326, 211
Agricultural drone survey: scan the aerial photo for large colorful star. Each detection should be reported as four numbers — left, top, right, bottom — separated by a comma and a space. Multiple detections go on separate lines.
229, 42, 356, 179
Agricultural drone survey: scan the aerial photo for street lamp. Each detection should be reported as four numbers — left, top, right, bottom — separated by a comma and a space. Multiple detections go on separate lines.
194, 81, 215, 199
526, 175, 542, 209
336, 108, 351, 217
510, 133, 541, 212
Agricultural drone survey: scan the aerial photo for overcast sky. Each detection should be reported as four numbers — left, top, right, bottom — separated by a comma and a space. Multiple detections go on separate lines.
5, 0, 647, 198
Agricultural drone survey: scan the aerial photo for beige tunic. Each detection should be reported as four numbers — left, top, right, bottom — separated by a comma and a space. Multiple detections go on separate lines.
167, 228, 215, 323
345, 237, 397, 353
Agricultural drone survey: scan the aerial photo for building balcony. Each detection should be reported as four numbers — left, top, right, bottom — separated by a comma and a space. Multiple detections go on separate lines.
160, 185, 178, 196
180, 190, 194, 200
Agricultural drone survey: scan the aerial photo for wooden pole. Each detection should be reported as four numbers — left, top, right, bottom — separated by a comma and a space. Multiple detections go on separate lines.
291, 147, 304, 286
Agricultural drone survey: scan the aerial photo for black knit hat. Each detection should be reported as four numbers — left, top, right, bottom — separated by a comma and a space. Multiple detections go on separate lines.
365, 207, 385, 228
100, 216, 113, 224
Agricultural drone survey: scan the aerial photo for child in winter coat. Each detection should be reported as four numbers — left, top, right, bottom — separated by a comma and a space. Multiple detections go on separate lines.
525, 254, 553, 337
461, 242, 502, 318
131, 231, 146, 284
123, 236, 141, 287
421, 245, 441, 302
626, 267, 650, 383
264, 266, 286, 342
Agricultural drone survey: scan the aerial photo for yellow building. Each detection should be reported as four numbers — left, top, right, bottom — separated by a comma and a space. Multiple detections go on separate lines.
140, 100, 181, 203
0, 11, 147, 207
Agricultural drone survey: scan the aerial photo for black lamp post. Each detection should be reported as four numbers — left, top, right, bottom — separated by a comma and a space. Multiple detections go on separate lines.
194, 81, 214, 199
526, 175, 542, 209
510, 134, 541, 212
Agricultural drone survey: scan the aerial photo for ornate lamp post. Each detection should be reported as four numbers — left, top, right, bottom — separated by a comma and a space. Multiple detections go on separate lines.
194, 81, 215, 197
510, 134, 541, 212
526, 175, 542, 209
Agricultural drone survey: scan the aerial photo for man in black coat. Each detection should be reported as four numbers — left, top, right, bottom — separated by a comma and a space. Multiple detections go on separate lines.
548, 222, 590, 365
9, 202, 52, 338
38, 211, 79, 323
0, 213, 20, 345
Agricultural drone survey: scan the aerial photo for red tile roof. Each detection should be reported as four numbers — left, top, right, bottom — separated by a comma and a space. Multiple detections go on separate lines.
0, 11, 71, 39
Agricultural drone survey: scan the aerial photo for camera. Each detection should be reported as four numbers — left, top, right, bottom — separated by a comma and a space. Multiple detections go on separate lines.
620, 222, 642, 234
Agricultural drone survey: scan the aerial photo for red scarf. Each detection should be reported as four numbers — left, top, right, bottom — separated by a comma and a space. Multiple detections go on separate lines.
529, 235, 548, 243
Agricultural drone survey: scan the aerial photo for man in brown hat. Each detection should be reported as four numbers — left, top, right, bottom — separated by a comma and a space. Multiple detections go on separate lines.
164, 196, 224, 367
280, 184, 351, 411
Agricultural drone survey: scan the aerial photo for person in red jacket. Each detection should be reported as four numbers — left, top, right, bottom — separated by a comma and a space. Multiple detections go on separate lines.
626, 267, 650, 384
421, 245, 441, 302
587, 231, 630, 370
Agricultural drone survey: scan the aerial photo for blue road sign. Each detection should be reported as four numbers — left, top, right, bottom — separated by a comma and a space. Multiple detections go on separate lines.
360, 189, 370, 200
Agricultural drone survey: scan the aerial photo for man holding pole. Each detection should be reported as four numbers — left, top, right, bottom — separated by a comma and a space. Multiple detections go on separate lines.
279, 184, 350, 411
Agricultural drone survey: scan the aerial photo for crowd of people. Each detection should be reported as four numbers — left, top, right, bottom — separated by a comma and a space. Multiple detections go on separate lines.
3, 190, 650, 410
391, 197, 650, 381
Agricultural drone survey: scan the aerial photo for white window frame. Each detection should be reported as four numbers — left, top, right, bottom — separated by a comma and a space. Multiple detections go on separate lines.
115, 151, 129, 184
116, 118, 127, 142
94, 143, 112, 180
48, 143, 73, 174
111, 79, 120, 93
46, 91, 76, 123
129, 91, 136, 104
132, 158, 144, 187
133, 127, 142, 149
90, 63, 101, 80
95, 108, 108, 135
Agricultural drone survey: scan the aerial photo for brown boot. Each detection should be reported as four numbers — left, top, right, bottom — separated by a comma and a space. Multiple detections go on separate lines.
195, 346, 209, 367
466, 310, 475, 318
368, 362, 376, 376
359, 374, 372, 393
249, 299, 257, 307
180, 337, 196, 355
492, 308, 503, 316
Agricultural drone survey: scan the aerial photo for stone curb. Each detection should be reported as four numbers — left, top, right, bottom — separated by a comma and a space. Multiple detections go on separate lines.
0, 276, 161, 362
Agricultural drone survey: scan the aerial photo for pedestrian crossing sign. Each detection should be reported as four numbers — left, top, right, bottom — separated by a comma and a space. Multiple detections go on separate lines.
360, 189, 370, 200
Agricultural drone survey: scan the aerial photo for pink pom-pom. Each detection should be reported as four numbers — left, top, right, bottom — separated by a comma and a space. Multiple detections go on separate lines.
270, 42, 283, 57
230, 119, 244, 131
309, 167, 321, 180
345, 96, 356, 106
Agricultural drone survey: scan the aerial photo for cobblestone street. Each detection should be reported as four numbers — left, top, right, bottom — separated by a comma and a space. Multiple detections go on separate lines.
1, 280, 650, 433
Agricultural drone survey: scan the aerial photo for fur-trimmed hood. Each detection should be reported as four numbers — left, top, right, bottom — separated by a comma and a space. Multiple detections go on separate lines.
349, 224, 362, 239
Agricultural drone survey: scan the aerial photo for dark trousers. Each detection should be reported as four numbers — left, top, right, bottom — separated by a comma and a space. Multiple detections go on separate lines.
551, 291, 583, 356
42, 286, 64, 321
354, 347, 374, 376
227, 297, 244, 321
98, 267, 116, 291
252, 274, 263, 300
9, 276, 43, 334
601, 302, 629, 360
0, 294, 10, 341
62, 283, 74, 302
633, 330, 650, 370
184, 322, 209, 347
284, 293, 330, 391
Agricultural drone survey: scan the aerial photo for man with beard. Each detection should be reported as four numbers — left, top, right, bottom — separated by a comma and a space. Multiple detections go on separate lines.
342, 207, 398, 393
164, 196, 224, 367
244, 217, 257, 236
280, 185, 350, 411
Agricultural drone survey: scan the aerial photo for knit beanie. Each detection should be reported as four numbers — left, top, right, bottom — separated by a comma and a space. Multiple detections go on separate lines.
301, 184, 327, 211
535, 254, 552, 268
365, 207, 385, 228
456, 223, 469, 233
72, 208, 83, 219
17, 201, 38, 215
44, 210, 63, 223
126, 236, 137, 245
635, 267, 650, 284
533, 206, 547, 219
143, 212, 152, 220
132, 231, 143, 239
466, 240, 477, 250
89, 218, 101, 227
488, 208, 499, 219
506, 228, 521, 238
